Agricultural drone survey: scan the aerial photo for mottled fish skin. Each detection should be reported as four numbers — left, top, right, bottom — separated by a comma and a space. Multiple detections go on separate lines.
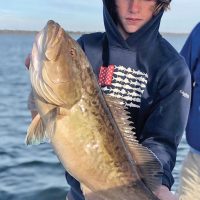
26, 20, 161, 200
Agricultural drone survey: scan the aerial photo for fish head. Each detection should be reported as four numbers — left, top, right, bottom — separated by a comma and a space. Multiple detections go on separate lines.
30, 20, 83, 108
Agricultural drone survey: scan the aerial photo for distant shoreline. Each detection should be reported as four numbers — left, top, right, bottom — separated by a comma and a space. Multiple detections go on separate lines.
0, 30, 38, 34
0, 29, 189, 35
0, 29, 89, 35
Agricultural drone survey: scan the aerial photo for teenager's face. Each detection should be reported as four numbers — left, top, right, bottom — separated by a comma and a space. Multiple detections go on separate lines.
115, 0, 157, 38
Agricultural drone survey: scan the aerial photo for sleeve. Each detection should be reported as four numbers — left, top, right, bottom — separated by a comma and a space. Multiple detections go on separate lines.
180, 23, 200, 74
141, 59, 191, 189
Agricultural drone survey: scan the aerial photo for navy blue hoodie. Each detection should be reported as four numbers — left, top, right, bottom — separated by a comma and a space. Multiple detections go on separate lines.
181, 23, 200, 152
65, 1, 191, 198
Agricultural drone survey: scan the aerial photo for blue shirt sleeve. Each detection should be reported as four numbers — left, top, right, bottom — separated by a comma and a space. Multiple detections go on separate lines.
180, 23, 200, 74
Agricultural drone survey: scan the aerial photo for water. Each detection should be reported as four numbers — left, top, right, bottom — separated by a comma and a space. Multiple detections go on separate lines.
0, 32, 189, 199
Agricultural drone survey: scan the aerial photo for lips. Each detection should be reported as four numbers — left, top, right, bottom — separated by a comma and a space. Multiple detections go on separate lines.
125, 18, 142, 25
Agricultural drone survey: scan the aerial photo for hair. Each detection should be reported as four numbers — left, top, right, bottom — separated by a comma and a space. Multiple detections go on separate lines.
154, 0, 171, 15
104, 0, 171, 22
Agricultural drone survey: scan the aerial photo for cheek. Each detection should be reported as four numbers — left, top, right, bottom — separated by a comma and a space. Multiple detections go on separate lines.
115, 0, 127, 17
145, 4, 156, 19
116, 7, 123, 19
149, 3, 156, 13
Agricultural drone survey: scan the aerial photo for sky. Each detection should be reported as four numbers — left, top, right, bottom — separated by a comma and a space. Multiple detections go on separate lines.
0, 0, 199, 33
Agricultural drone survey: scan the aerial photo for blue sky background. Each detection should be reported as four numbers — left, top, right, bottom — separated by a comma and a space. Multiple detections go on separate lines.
0, 0, 199, 33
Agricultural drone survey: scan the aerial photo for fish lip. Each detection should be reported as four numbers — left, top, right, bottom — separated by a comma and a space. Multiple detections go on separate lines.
41, 20, 65, 62
47, 20, 56, 26
44, 20, 62, 46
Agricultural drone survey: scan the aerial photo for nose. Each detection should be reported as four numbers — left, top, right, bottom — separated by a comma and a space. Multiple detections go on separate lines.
128, 0, 140, 13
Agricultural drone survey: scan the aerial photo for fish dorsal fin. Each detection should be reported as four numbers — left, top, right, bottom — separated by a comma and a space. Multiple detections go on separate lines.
25, 108, 57, 145
104, 94, 163, 192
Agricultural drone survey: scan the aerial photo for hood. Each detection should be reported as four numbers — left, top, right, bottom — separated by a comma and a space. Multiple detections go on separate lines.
103, 0, 164, 50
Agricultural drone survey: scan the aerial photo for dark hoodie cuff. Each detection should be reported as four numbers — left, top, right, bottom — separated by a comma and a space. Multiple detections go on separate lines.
161, 169, 174, 190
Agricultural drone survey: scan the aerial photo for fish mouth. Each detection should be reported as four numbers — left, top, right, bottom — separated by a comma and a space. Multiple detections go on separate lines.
45, 20, 72, 47
32, 20, 63, 62
44, 20, 64, 51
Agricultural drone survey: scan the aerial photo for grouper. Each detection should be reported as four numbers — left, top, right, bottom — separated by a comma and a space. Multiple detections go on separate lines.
26, 20, 163, 200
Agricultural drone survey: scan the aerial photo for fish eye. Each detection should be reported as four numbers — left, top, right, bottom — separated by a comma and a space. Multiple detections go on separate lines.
70, 48, 76, 57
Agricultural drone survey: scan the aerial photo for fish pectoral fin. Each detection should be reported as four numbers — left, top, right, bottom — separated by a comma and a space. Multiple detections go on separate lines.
25, 108, 57, 145
25, 113, 46, 145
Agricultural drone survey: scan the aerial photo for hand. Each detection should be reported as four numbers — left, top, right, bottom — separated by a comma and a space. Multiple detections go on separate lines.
154, 185, 178, 200
25, 53, 31, 69
67, 191, 76, 200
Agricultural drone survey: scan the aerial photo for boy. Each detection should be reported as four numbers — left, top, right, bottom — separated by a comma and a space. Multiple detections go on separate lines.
65, 1, 191, 199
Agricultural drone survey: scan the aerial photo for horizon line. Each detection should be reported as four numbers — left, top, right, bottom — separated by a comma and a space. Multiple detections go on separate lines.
0, 29, 189, 35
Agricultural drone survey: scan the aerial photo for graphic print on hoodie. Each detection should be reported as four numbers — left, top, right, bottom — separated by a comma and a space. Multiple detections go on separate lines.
98, 63, 149, 136
99, 65, 148, 109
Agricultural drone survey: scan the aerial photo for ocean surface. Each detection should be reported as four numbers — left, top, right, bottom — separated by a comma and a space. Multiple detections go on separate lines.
0, 32, 189, 200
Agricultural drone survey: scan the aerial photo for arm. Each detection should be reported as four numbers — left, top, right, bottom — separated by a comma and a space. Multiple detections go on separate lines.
180, 23, 200, 73
140, 59, 191, 197
154, 185, 178, 200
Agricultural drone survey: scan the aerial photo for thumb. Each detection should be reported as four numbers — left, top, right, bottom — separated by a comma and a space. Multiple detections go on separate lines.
25, 53, 31, 69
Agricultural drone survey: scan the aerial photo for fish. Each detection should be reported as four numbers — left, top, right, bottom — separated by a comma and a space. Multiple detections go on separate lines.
25, 20, 163, 200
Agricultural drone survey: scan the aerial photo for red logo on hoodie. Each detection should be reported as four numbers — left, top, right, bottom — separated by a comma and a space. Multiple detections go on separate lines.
98, 65, 114, 86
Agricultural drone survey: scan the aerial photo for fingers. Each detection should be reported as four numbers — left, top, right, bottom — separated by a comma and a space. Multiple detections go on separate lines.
154, 185, 178, 200
25, 53, 31, 69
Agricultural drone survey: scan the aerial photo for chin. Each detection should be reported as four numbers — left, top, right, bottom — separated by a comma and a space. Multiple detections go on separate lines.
126, 24, 144, 33
126, 27, 140, 33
